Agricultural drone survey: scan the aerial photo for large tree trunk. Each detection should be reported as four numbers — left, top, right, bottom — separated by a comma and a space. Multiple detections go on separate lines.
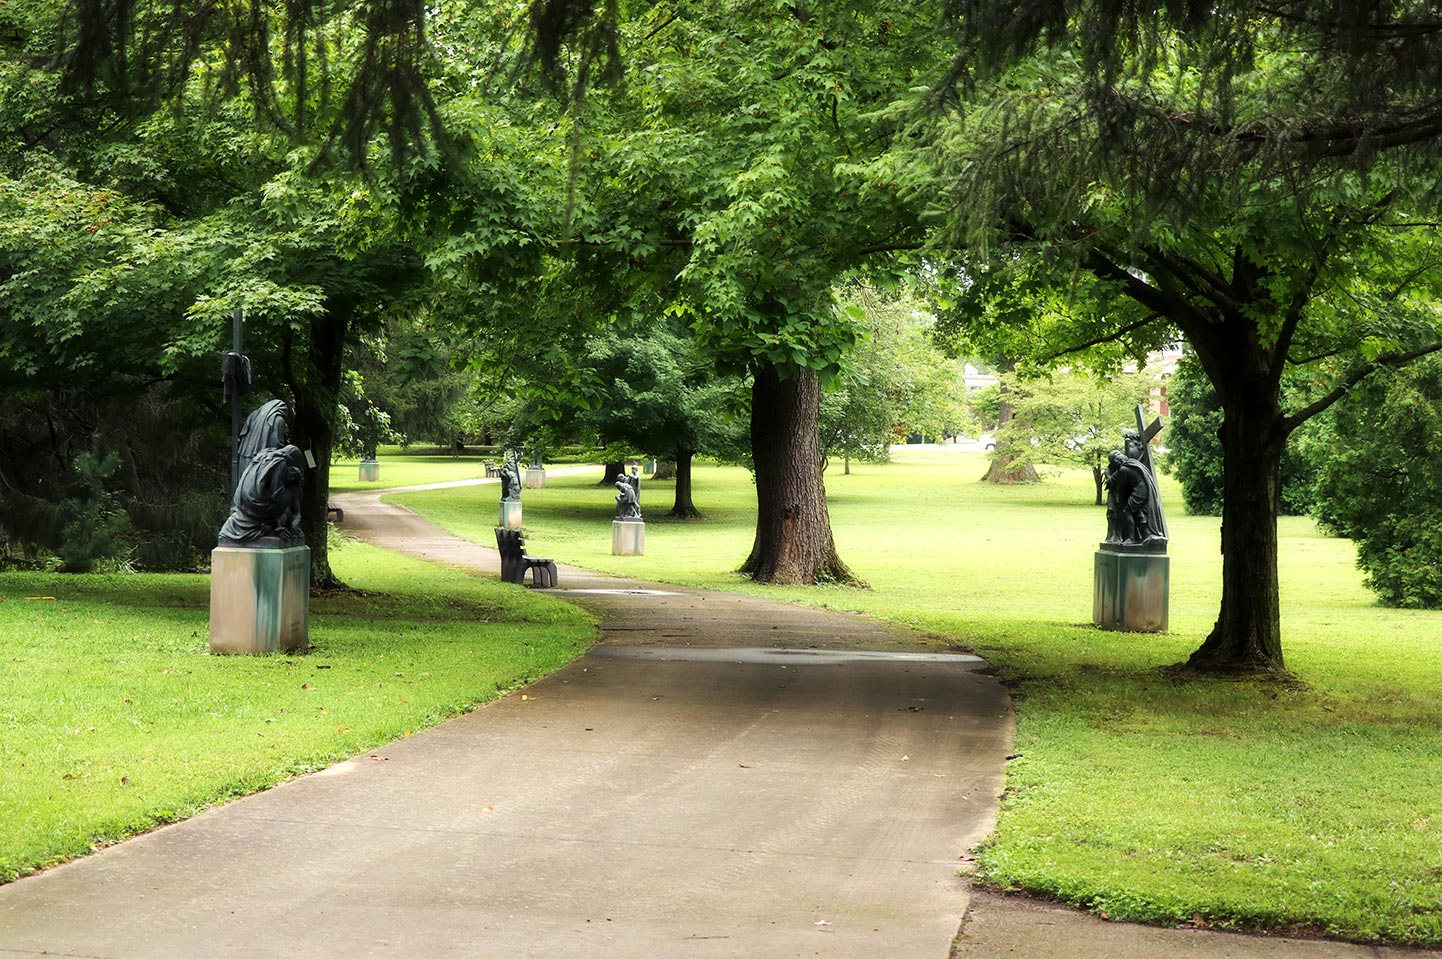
289, 309, 349, 591
667, 448, 701, 519
739, 364, 855, 584
1186, 374, 1287, 673
982, 369, 1038, 485
1092, 464, 1105, 506
598, 461, 624, 486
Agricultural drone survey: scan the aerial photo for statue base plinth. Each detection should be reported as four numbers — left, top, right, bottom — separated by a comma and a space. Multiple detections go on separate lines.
210, 546, 310, 654
612, 518, 645, 556
525, 467, 546, 489
358, 460, 379, 482
499, 500, 523, 530
1094, 548, 1168, 632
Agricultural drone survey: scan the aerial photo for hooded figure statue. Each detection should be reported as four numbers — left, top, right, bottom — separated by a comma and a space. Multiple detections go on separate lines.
219, 400, 305, 547
1103, 429, 1168, 550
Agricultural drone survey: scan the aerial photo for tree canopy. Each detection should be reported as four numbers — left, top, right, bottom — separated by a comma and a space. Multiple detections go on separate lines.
913, 7, 1442, 671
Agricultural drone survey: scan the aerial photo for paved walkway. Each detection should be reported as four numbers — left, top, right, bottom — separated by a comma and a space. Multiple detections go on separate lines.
0, 477, 1435, 958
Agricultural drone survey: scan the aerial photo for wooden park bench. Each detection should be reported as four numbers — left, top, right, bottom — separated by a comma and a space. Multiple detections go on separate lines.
485, 462, 502, 478
494, 527, 558, 588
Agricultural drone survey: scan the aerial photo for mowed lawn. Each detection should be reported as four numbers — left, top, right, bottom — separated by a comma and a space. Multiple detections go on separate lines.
394, 446, 1442, 945
328, 447, 496, 494
0, 543, 595, 883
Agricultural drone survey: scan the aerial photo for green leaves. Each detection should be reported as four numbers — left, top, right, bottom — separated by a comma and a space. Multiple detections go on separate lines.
558, 0, 939, 380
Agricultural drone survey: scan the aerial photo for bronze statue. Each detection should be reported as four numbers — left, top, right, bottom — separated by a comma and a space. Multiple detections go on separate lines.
236, 399, 290, 469
615, 477, 641, 519
218, 443, 306, 547
1103, 426, 1168, 551
500, 456, 523, 502
218, 401, 306, 547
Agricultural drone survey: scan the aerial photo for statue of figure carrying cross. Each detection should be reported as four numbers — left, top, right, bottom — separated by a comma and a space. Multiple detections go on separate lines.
1102, 405, 1169, 552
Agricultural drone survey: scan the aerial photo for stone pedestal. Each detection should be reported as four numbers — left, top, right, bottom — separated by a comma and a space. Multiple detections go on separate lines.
525, 467, 546, 489
210, 546, 310, 654
1094, 548, 1169, 633
358, 459, 380, 482
499, 499, 522, 530
613, 518, 645, 556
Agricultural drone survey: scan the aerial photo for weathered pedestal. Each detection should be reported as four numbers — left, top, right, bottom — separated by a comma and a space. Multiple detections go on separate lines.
1094, 548, 1169, 633
613, 518, 645, 556
525, 466, 546, 489
210, 546, 310, 654
499, 500, 522, 530
358, 459, 379, 482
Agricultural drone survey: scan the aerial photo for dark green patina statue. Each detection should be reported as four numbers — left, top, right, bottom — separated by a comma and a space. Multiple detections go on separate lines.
218, 401, 305, 547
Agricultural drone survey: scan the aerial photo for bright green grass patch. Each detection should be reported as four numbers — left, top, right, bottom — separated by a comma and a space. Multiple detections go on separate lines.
393, 447, 1442, 944
0, 542, 595, 883
328, 449, 496, 494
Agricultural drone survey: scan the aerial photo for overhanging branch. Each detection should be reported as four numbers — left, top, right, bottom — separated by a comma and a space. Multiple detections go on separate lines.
1281, 341, 1442, 436
1039, 314, 1162, 362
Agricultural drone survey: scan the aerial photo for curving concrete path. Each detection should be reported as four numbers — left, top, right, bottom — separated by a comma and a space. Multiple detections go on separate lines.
0, 481, 1011, 958
3, 477, 1437, 958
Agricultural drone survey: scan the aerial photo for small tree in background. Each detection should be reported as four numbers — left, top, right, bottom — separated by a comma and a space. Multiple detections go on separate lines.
1000, 368, 1153, 505
572, 325, 744, 519
56, 440, 133, 573
821, 288, 966, 474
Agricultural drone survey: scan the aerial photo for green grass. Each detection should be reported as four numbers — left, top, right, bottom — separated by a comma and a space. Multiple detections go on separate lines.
328, 446, 596, 494
0, 542, 595, 883
328, 448, 497, 494
393, 447, 1442, 945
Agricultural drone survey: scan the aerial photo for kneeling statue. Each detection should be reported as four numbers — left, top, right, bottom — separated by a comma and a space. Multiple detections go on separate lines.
219, 443, 307, 547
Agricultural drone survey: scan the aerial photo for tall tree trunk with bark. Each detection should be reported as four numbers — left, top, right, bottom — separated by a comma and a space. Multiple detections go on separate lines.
982, 364, 1038, 484
1186, 374, 1287, 672
739, 364, 856, 584
667, 448, 700, 519
288, 308, 350, 591
598, 461, 624, 486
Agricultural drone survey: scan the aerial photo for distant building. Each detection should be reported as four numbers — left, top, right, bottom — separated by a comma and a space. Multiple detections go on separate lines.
963, 363, 999, 391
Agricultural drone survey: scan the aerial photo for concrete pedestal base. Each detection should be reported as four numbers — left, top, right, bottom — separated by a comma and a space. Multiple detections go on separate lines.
210, 546, 310, 654
1094, 549, 1169, 632
525, 467, 546, 489
358, 460, 379, 482
499, 500, 522, 530
613, 519, 645, 556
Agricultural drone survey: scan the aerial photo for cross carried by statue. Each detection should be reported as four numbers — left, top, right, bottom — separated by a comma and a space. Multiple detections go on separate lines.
1133, 404, 1163, 477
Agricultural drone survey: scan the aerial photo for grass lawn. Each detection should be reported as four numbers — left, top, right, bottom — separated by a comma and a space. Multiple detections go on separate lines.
394, 447, 1442, 945
0, 542, 595, 883
328, 448, 496, 494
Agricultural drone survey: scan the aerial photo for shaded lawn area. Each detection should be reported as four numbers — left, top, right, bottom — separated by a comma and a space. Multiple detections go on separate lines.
394, 447, 1442, 945
0, 542, 595, 883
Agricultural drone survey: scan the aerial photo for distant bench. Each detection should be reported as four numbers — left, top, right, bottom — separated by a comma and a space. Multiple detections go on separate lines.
494, 528, 558, 588
485, 462, 502, 478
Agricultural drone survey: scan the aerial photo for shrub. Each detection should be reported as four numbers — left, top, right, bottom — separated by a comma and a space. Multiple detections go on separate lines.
1311, 356, 1442, 608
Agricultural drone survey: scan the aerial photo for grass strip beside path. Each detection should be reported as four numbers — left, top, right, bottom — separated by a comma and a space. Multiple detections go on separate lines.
0, 542, 595, 883
394, 449, 1442, 946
